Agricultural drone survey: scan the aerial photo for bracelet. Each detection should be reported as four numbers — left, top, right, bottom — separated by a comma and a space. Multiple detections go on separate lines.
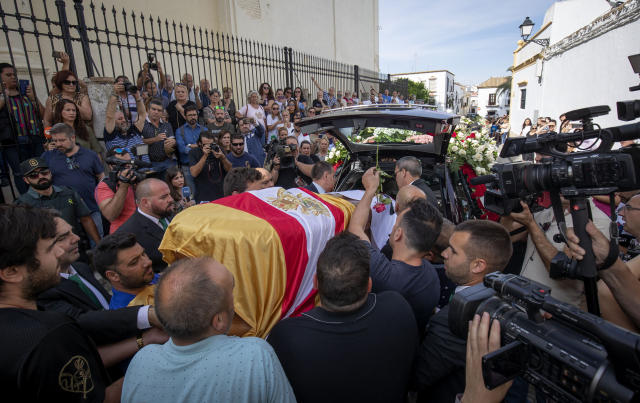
136, 332, 144, 350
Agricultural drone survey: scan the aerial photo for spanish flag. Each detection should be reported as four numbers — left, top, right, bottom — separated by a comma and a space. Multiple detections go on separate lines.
159, 187, 354, 338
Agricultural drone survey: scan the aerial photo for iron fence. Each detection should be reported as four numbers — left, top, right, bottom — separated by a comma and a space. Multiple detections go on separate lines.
0, 0, 406, 107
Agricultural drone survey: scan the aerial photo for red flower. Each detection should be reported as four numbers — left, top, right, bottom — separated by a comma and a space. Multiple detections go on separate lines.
333, 161, 343, 170
373, 203, 386, 213
451, 132, 457, 138
467, 132, 476, 139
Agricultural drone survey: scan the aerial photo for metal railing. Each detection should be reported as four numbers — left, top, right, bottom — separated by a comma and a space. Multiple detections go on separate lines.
0, 0, 406, 104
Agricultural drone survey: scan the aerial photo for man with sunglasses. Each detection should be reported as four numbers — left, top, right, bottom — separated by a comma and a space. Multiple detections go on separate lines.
206, 105, 235, 137
0, 62, 45, 194
227, 133, 260, 168
41, 123, 105, 238
14, 157, 101, 255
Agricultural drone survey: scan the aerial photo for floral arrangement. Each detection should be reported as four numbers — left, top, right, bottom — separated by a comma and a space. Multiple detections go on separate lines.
447, 116, 498, 175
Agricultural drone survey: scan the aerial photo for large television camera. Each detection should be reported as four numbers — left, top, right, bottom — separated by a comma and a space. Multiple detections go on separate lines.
106, 157, 151, 185
449, 272, 640, 403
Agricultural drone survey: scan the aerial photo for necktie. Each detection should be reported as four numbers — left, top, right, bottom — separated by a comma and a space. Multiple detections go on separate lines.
69, 274, 102, 308
160, 218, 168, 230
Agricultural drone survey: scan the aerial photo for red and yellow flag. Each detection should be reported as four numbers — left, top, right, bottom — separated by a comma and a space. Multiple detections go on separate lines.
159, 187, 354, 337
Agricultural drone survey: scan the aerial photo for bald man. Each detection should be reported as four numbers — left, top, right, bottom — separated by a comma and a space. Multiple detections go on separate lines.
116, 178, 175, 272
122, 257, 296, 402
396, 184, 426, 213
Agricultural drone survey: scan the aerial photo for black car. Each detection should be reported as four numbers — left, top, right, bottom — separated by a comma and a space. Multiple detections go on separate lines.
300, 105, 473, 223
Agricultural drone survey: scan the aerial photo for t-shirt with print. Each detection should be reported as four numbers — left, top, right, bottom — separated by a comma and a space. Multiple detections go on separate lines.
0, 308, 108, 403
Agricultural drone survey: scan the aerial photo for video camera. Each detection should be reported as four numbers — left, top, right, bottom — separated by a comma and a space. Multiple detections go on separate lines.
276, 143, 297, 170
449, 272, 640, 403
106, 157, 151, 184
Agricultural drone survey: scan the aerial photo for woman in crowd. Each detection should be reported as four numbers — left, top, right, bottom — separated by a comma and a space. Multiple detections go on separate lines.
44, 70, 93, 126
521, 118, 532, 136
278, 110, 295, 137
202, 89, 223, 125
165, 166, 195, 212
166, 83, 196, 131
217, 130, 232, 155
236, 90, 266, 129
258, 82, 274, 109
293, 87, 306, 116
222, 87, 236, 124
286, 100, 298, 119
52, 99, 104, 157
299, 140, 319, 163
266, 103, 282, 142
315, 137, 330, 161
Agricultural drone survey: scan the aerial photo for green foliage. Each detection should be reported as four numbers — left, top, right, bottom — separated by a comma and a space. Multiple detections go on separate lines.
407, 79, 433, 104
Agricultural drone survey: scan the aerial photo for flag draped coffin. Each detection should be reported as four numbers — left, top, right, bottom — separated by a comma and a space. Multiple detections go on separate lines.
159, 187, 354, 337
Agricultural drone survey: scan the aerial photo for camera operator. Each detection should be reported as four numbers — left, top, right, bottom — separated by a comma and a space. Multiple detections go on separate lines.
136, 59, 166, 94
95, 147, 138, 234
503, 197, 611, 308
265, 126, 289, 164
565, 194, 640, 331
114, 75, 139, 125
104, 83, 149, 162
272, 136, 314, 189
189, 130, 231, 203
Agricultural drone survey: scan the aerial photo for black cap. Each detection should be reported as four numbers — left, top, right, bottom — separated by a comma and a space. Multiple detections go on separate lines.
20, 157, 48, 176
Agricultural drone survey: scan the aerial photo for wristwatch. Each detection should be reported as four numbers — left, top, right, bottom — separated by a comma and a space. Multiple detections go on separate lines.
136, 332, 144, 350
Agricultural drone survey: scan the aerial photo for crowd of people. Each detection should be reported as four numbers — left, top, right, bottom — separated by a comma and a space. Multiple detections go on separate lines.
1, 57, 640, 403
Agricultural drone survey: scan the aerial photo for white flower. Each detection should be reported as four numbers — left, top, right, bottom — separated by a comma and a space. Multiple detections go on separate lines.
476, 167, 486, 174
459, 149, 466, 156
472, 153, 483, 162
450, 145, 459, 152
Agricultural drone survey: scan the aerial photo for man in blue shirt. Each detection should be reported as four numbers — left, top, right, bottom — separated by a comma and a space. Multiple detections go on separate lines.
348, 167, 443, 335
238, 117, 265, 165
227, 133, 260, 168
41, 123, 105, 237
175, 105, 204, 192
92, 232, 159, 310
122, 257, 296, 403
311, 76, 337, 108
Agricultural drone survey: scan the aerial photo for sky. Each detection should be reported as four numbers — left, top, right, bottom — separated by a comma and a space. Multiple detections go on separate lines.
379, 0, 557, 86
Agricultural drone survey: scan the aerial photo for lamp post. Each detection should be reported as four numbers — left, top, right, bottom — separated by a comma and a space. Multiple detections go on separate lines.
519, 17, 550, 47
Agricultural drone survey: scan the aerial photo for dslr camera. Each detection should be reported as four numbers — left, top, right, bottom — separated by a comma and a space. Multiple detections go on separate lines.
276, 143, 297, 170
450, 272, 640, 403
106, 157, 151, 184
122, 81, 138, 94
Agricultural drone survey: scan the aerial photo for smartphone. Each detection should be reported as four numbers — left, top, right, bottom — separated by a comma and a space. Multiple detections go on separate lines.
52, 50, 62, 59
182, 186, 192, 201
19, 80, 29, 96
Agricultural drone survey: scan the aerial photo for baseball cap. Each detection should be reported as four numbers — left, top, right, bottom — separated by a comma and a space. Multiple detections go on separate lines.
20, 157, 49, 176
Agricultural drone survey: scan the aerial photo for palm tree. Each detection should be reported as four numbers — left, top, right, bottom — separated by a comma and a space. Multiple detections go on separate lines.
496, 67, 513, 98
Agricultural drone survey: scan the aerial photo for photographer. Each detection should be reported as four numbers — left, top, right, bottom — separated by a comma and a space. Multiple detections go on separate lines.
104, 82, 149, 162
272, 136, 314, 189
95, 147, 138, 234
565, 195, 640, 331
189, 130, 231, 203
136, 59, 166, 95
175, 104, 204, 192
504, 198, 611, 308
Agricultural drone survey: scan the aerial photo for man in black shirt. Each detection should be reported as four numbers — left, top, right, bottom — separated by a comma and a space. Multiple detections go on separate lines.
0, 205, 120, 402
141, 99, 177, 176
268, 232, 418, 403
206, 105, 235, 136
413, 220, 512, 403
273, 136, 314, 189
348, 167, 442, 334
189, 130, 231, 203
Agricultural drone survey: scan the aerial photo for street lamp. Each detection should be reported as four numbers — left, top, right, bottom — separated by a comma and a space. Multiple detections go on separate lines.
519, 17, 550, 47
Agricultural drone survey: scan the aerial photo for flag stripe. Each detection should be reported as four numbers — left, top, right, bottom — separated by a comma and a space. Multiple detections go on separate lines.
215, 193, 310, 318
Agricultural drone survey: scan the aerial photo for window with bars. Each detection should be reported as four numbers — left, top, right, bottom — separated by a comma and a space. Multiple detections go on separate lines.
488, 93, 496, 105
520, 89, 526, 109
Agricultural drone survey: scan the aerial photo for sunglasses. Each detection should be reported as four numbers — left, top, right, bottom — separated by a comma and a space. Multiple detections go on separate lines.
26, 169, 50, 179
63, 80, 77, 85
66, 157, 79, 170
113, 147, 130, 155
214, 106, 225, 110
231, 142, 244, 147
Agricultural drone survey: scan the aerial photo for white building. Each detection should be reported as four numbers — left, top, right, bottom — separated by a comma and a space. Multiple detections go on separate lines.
510, 0, 640, 134
477, 77, 510, 118
453, 82, 466, 114
390, 70, 456, 111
